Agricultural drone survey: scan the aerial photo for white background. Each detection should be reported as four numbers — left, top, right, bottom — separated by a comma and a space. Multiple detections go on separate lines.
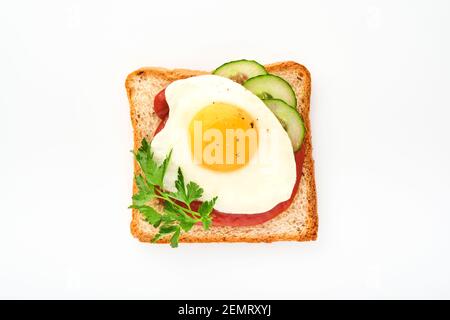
1, 0, 449, 299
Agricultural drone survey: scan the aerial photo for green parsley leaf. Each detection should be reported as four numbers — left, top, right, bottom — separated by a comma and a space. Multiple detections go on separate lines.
170, 227, 181, 248
173, 167, 187, 201
136, 205, 161, 226
131, 191, 154, 207
130, 138, 218, 248
162, 202, 181, 222
201, 216, 212, 230
198, 197, 217, 230
198, 196, 218, 217
131, 174, 155, 207
179, 220, 195, 232
159, 223, 178, 234
135, 138, 171, 186
151, 233, 164, 243
171, 168, 204, 205
135, 174, 152, 193
134, 139, 156, 181
186, 181, 203, 204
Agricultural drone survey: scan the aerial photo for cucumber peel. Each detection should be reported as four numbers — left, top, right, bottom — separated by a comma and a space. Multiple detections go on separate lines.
263, 99, 305, 151
213, 59, 303, 150
244, 74, 297, 108
213, 59, 267, 84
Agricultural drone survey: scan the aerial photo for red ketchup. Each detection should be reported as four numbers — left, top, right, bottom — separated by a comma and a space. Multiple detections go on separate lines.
154, 89, 169, 119
153, 88, 306, 227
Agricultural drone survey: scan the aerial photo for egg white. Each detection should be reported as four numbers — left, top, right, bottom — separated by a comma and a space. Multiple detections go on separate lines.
150, 75, 296, 214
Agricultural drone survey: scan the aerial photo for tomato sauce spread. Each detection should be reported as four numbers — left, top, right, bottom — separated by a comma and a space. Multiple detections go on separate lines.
152, 88, 306, 227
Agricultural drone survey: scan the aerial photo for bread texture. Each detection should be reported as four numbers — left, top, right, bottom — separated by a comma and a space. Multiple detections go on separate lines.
125, 61, 317, 243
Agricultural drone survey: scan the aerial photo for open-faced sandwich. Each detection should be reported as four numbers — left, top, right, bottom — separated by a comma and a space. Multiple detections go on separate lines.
125, 60, 317, 247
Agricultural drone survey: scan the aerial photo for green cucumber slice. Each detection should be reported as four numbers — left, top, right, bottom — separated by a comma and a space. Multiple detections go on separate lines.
244, 74, 297, 108
263, 99, 305, 151
213, 59, 267, 84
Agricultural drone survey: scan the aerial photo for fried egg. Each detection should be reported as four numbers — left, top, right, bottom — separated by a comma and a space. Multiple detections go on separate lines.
151, 75, 296, 214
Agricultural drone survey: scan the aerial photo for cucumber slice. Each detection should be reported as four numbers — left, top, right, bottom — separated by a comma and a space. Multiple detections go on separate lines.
263, 99, 305, 151
213, 59, 267, 84
244, 74, 297, 108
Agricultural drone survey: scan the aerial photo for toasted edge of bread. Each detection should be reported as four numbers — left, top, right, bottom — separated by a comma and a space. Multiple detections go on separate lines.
125, 61, 317, 243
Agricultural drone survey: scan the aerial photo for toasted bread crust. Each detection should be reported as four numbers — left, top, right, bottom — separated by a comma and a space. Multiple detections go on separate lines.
125, 61, 317, 243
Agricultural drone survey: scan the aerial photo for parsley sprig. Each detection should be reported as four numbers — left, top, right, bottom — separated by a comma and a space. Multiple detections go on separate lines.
129, 138, 217, 247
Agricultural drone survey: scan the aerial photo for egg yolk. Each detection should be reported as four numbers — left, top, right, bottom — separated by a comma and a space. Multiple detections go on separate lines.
189, 102, 258, 172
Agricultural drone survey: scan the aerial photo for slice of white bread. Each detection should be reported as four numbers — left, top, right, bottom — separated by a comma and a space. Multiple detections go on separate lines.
125, 61, 317, 243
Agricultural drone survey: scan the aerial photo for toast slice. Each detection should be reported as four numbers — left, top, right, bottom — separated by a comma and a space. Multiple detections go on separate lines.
125, 61, 317, 243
